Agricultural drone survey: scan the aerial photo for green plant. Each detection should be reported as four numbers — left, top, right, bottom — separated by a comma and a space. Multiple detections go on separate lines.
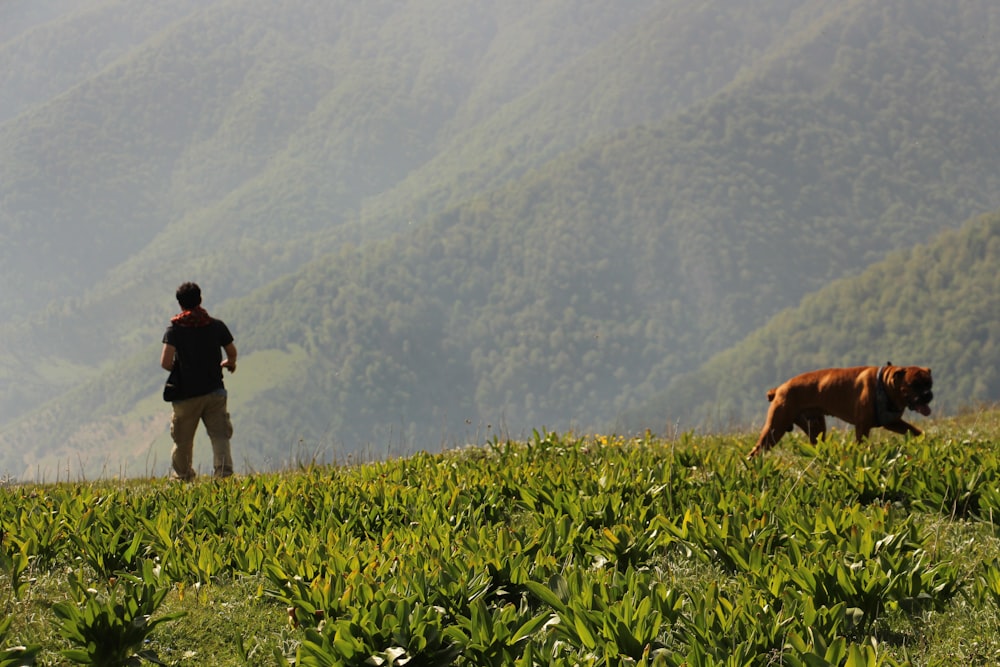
70, 508, 144, 581
297, 597, 462, 667
444, 596, 549, 666
1, 549, 31, 601
51, 560, 185, 666
0, 615, 41, 667
973, 558, 1000, 608
525, 568, 684, 663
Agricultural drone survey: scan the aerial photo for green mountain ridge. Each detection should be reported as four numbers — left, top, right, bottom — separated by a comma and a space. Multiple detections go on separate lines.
3, 0, 1000, 478
0, 0, 810, 423
621, 209, 1000, 434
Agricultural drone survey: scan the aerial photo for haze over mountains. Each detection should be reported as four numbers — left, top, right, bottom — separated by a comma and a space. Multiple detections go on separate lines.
2, 0, 1000, 479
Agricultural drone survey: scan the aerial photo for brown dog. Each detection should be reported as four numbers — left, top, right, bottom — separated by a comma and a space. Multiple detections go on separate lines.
747, 363, 933, 457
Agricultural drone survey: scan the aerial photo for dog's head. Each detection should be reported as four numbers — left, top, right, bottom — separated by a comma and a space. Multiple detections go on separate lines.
891, 366, 933, 416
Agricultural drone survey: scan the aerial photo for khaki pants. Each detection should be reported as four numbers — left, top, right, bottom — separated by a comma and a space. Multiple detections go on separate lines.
170, 392, 234, 480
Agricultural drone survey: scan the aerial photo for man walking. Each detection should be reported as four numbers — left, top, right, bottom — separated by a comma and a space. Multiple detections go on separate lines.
160, 282, 237, 480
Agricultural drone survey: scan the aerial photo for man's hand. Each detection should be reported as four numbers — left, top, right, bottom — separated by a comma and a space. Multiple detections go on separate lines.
222, 342, 238, 373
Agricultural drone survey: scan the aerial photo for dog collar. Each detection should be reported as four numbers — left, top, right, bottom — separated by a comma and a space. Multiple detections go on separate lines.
874, 366, 904, 426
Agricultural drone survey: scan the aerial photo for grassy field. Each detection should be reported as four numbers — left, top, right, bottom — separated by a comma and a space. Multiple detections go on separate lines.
2, 412, 1000, 666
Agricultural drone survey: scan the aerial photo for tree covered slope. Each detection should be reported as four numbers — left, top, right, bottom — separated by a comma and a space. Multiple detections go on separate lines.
2, 0, 1000, 477
621, 209, 1000, 434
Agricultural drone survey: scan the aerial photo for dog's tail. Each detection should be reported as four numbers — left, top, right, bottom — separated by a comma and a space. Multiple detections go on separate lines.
766, 388, 777, 402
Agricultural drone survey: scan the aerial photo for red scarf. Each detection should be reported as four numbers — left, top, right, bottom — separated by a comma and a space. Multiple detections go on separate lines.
171, 306, 212, 327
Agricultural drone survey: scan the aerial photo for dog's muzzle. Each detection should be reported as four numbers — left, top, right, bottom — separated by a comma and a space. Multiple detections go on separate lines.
909, 388, 933, 415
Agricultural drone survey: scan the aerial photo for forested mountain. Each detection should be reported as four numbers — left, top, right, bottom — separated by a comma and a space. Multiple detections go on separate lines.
619, 209, 1000, 433
0, 0, 788, 423
2, 0, 1000, 478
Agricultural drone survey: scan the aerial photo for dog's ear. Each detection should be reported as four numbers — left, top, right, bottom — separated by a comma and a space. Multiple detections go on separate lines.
893, 368, 907, 383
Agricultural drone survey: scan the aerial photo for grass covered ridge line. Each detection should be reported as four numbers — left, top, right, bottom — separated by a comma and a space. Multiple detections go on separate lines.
2, 415, 1000, 665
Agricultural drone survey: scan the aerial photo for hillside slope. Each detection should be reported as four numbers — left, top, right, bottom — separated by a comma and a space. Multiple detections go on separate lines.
3, 0, 1000, 477
0, 0, 797, 425
620, 209, 1000, 434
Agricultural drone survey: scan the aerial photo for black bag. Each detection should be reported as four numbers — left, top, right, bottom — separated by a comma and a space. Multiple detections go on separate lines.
163, 365, 181, 402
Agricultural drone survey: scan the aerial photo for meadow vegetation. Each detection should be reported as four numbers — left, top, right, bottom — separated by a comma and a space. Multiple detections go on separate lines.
2, 411, 1000, 665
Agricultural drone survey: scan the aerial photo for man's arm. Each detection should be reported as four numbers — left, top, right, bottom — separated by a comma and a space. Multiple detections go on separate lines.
160, 343, 176, 371
222, 342, 237, 373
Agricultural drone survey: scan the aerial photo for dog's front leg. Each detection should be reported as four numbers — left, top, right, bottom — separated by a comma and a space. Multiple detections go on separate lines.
749, 405, 794, 457
853, 420, 874, 442
881, 419, 922, 437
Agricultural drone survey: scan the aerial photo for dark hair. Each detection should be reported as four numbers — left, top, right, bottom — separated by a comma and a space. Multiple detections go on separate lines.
176, 282, 202, 310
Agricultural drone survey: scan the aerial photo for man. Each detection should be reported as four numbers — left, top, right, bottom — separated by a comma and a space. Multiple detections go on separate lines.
160, 282, 237, 480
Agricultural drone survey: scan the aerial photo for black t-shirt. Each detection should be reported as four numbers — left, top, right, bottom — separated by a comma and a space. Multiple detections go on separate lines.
162, 319, 234, 400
